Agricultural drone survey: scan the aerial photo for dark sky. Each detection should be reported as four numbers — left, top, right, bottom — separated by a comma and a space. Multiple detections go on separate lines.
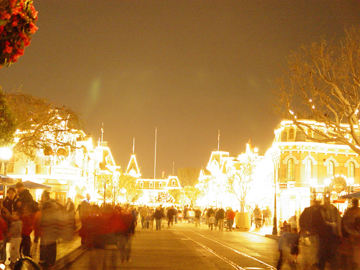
1, 1, 360, 178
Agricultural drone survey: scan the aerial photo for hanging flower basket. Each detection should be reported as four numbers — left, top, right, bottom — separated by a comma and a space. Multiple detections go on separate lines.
0, 0, 38, 67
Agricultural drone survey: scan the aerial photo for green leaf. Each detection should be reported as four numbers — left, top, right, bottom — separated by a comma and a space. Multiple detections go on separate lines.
0, 19, 7, 26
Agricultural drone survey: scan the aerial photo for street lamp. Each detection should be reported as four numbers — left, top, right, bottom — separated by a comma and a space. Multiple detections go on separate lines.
0, 147, 13, 198
272, 177, 278, 235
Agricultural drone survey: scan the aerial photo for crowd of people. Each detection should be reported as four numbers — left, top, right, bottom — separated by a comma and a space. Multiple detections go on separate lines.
0, 182, 76, 269
6, 184, 360, 270
276, 195, 360, 270
0, 186, 138, 269
134, 205, 238, 231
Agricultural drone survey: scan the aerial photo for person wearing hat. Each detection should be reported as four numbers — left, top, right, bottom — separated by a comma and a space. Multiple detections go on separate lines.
15, 182, 34, 211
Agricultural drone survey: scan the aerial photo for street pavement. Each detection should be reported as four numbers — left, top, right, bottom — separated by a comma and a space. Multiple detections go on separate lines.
64, 223, 283, 270
7, 223, 309, 269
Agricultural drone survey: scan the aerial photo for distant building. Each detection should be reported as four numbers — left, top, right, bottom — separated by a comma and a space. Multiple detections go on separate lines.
124, 153, 181, 204
135, 176, 182, 205
197, 141, 267, 209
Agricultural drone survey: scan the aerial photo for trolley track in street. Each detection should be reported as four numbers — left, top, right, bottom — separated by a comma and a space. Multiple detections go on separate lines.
173, 226, 276, 270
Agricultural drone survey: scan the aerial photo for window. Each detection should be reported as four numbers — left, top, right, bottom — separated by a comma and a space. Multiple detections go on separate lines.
149, 181, 153, 188
140, 181, 143, 188
305, 159, 312, 181
159, 182, 163, 188
172, 180, 176, 186
287, 158, 294, 181
306, 129, 312, 138
349, 162, 355, 178
327, 161, 335, 177
288, 128, 294, 140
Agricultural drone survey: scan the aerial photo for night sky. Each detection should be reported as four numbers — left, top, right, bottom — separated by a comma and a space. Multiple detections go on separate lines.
1, 1, 360, 178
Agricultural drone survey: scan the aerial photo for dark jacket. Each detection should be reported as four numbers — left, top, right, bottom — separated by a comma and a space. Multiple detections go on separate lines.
154, 208, 164, 219
207, 208, 214, 217
167, 208, 175, 219
216, 208, 225, 219
2, 196, 21, 222
18, 189, 34, 209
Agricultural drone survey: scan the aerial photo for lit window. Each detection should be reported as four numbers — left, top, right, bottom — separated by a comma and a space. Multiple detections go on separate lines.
140, 181, 143, 188
289, 128, 294, 140
172, 180, 176, 186
287, 158, 294, 181
349, 162, 355, 178
307, 129, 312, 138
305, 159, 312, 181
327, 161, 335, 176
149, 181, 153, 188
159, 182, 162, 188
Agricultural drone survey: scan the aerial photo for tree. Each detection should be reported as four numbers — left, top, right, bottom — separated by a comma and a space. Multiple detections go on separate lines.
177, 167, 201, 187
5, 91, 81, 159
0, 89, 16, 147
118, 174, 143, 204
183, 186, 202, 207
95, 172, 112, 203
167, 189, 186, 205
275, 27, 360, 154
226, 158, 255, 212
196, 176, 228, 207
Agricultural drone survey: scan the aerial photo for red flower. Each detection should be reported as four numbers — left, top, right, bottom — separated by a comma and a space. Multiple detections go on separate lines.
29, 22, 38, 34
30, 4, 38, 19
1, 13, 11, 20
9, 0, 17, 8
3, 42, 12, 54
0, 0, 38, 67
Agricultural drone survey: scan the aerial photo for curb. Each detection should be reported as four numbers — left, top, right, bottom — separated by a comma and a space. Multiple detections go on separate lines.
50, 246, 86, 270
264, 234, 280, 241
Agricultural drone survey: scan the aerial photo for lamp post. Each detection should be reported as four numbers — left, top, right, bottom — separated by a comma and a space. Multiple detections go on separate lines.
0, 147, 13, 198
272, 177, 277, 235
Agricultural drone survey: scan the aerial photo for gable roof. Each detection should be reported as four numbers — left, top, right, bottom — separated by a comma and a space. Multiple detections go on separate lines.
166, 176, 182, 189
125, 154, 141, 178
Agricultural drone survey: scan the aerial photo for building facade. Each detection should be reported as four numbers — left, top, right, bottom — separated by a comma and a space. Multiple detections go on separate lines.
267, 120, 360, 222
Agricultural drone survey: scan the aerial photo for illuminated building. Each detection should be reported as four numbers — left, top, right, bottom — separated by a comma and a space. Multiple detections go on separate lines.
123, 152, 182, 205
197, 120, 360, 225
7, 126, 120, 205
197, 141, 270, 210
267, 120, 360, 223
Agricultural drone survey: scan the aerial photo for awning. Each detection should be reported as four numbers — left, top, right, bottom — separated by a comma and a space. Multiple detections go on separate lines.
0, 174, 14, 184
20, 181, 51, 190
340, 192, 360, 199
0, 180, 51, 191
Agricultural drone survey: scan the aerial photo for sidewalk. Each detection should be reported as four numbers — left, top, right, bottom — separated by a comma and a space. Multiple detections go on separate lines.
246, 225, 280, 240
28, 234, 84, 270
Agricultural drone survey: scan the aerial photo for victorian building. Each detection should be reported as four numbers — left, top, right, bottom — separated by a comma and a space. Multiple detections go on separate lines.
197, 142, 269, 209
124, 152, 182, 205
7, 126, 120, 206
266, 120, 360, 222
